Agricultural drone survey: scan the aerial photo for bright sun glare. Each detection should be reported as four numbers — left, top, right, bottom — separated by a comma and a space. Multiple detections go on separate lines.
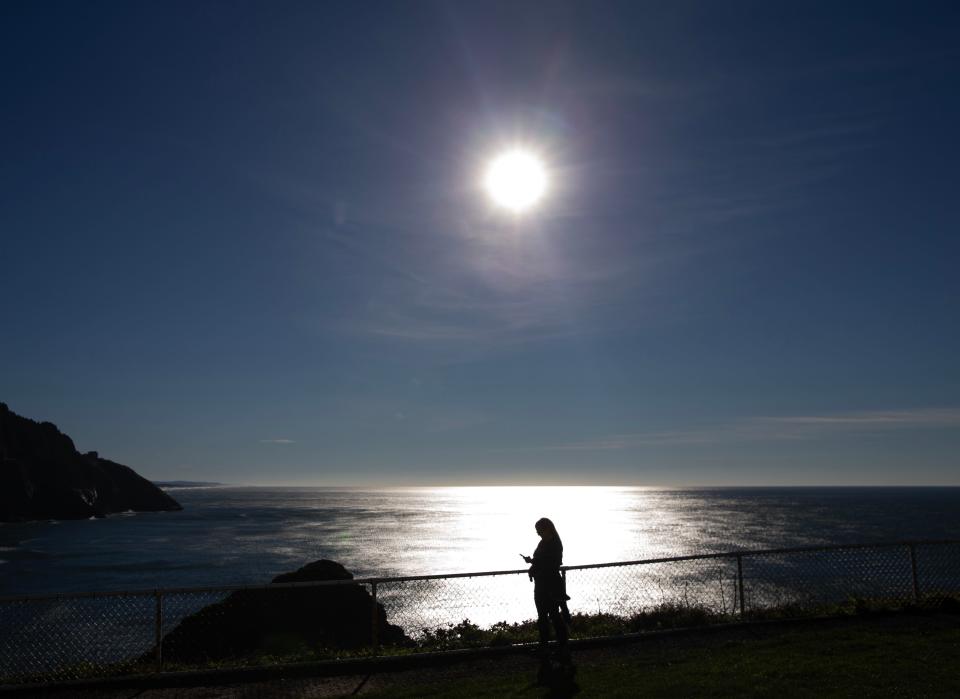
484, 149, 548, 213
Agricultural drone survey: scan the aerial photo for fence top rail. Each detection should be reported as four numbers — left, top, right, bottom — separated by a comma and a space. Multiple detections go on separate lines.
562, 538, 960, 571
2, 538, 957, 604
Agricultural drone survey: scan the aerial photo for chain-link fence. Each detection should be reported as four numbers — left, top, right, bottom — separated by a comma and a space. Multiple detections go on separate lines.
2, 540, 958, 686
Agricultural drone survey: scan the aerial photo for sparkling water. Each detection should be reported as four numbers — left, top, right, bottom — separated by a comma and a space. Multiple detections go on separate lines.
3, 486, 959, 597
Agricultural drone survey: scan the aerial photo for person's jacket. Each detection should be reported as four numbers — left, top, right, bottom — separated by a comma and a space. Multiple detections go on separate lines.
529, 535, 563, 583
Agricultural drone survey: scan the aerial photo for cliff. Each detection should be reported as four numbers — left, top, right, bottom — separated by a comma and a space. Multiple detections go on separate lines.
0, 402, 182, 522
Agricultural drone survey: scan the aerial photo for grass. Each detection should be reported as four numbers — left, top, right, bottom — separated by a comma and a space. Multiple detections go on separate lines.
3, 598, 957, 688
360, 611, 960, 698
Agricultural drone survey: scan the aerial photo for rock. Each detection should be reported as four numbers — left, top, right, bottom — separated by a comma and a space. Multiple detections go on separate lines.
159, 560, 411, 663
0, 402, 182, 522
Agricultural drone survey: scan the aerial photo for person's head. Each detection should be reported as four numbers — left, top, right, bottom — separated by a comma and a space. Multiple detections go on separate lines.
535, 517, 558, 539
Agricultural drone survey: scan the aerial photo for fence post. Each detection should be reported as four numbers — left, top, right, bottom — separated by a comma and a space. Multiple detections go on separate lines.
154, 590, 163, 673
736, 554, 745, 617
909, 544, 920, 603
370, 582, 380, 655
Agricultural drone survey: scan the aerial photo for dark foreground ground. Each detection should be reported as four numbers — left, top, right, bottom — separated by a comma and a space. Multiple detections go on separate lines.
8, 611, 959, 698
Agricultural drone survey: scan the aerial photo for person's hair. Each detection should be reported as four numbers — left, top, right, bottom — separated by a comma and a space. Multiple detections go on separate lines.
535, 517, 559, 538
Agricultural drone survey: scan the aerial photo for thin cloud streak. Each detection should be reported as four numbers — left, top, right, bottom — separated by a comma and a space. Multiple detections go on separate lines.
761, 410, 960, 427
547, 408, 960, 451
259, 439, 296, 444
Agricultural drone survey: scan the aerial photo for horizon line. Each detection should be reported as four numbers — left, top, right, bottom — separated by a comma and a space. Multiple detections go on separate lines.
156, 481, 960, 489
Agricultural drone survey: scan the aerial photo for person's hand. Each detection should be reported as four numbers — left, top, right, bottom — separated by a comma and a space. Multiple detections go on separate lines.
522, 555, 532, 563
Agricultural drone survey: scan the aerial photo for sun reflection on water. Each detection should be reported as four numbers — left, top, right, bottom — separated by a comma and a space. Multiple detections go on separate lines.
404, 486, 659, 575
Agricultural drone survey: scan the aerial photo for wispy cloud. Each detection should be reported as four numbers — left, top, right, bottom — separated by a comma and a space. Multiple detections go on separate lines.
263, 67, 889, 356
650, 111, 882, 236
259, 439, 296, 444
546, 408, 960, 451
758, 410, 960, 428
333, 215, 648, 350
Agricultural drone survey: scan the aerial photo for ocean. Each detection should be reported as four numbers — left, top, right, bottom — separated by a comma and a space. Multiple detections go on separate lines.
3, 486, 959, 598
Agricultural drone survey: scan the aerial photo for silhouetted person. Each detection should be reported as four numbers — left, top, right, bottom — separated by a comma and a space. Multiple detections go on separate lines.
523, 517, 571, 660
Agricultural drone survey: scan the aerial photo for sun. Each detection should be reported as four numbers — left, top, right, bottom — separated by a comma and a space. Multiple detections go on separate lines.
483, 149, 548, 213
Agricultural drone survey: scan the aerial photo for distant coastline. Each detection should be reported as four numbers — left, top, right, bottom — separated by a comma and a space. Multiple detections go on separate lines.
153, 481, 226, 490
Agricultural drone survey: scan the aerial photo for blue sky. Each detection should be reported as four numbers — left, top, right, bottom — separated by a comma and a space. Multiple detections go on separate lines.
2, 1, 959, 485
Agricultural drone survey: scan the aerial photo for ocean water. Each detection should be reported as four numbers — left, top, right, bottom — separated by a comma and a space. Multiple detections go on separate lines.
2, 486, 959, 598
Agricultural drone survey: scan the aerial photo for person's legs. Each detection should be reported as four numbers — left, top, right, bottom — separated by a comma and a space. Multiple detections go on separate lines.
534, 590, 552, 646
545, 601, 573, 670
548, 603, 568, 646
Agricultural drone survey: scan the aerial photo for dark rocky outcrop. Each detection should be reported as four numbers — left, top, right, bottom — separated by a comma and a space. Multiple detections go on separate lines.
159, 560, 410, 663
0, 402, 182, 522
